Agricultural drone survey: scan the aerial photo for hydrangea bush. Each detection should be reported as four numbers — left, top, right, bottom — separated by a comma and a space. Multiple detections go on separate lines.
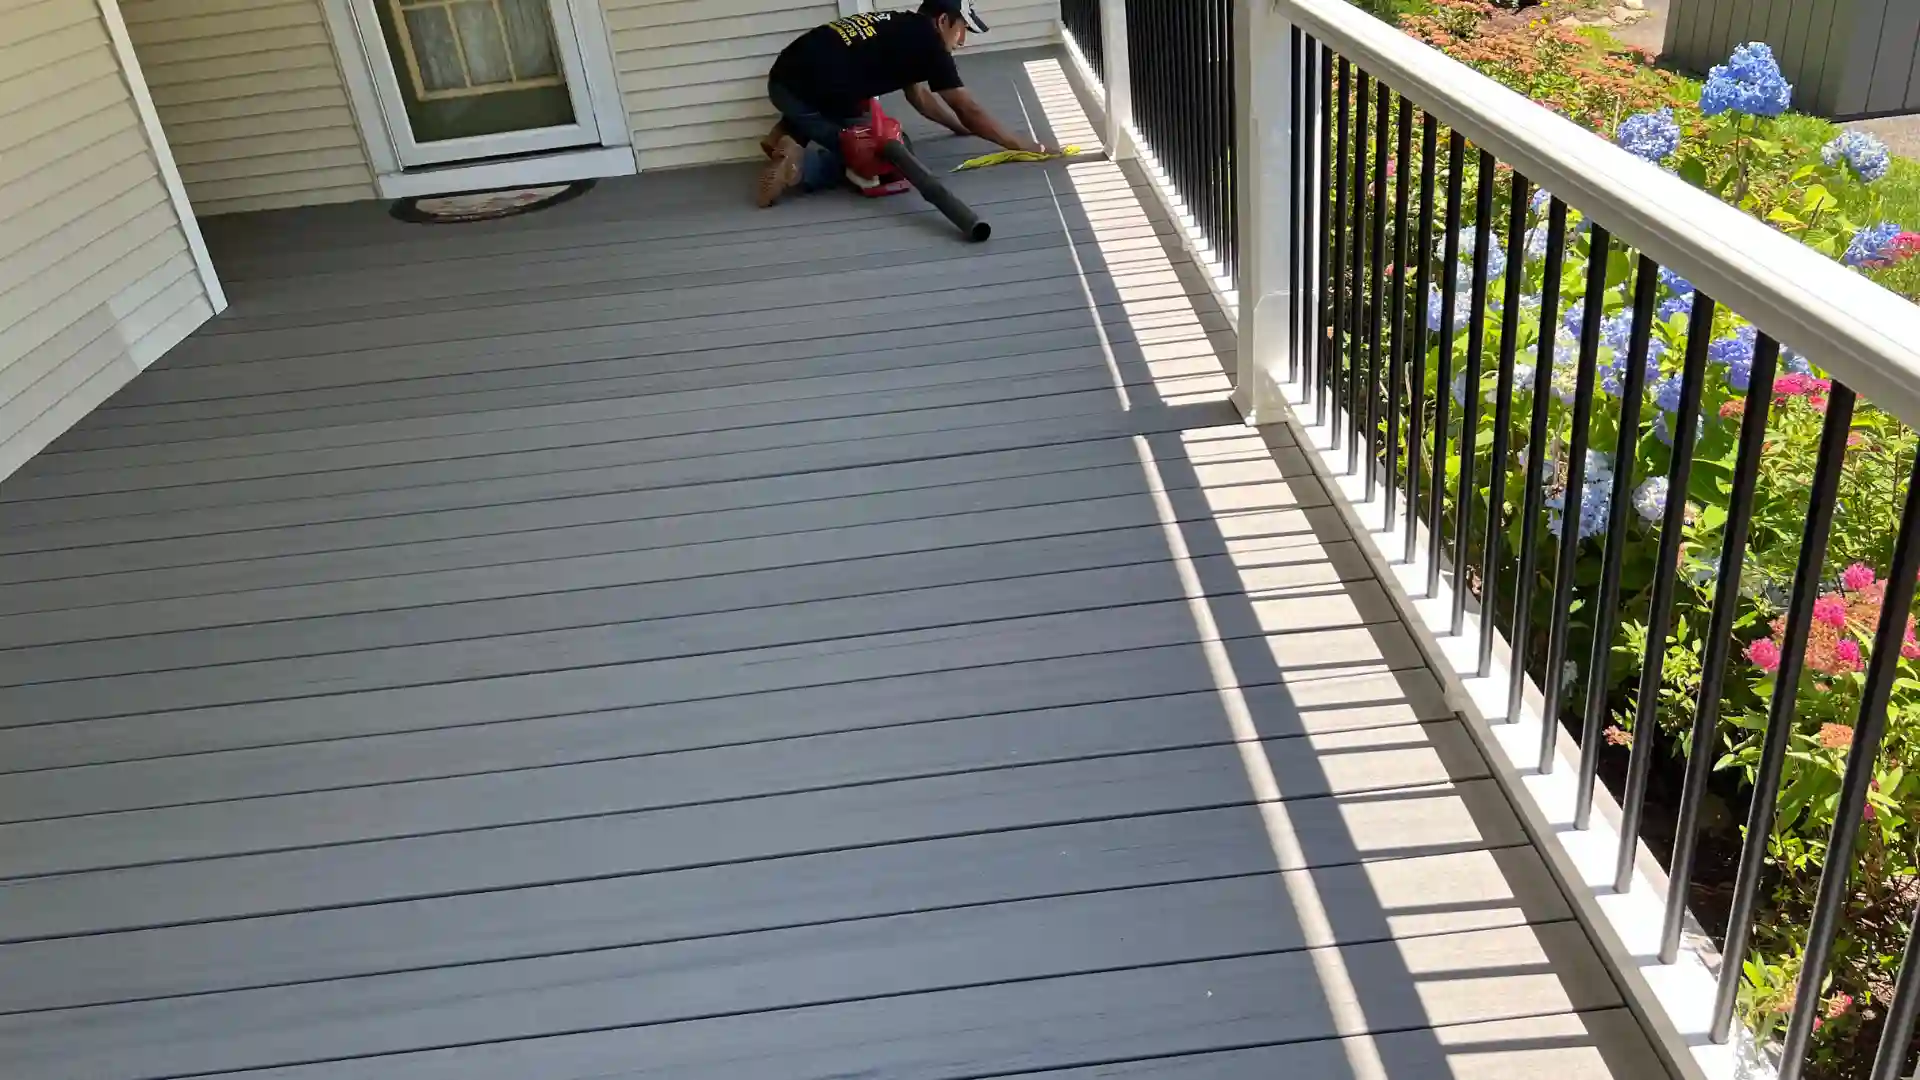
1362, 28, 1920, 1076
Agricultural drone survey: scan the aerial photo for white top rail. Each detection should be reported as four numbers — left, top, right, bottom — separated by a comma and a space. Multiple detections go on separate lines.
1280, 0, 1920, 427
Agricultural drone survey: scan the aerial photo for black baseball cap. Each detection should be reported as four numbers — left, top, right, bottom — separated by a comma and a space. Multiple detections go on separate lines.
921, 0, 989, 33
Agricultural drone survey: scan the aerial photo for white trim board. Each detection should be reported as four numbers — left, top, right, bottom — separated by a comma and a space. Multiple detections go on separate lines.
374, 146, 636, 199
95, 0, 226, 318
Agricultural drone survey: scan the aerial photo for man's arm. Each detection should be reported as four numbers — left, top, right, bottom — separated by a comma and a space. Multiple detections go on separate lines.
937, 86, 1048, 154
905, 82, 970, 137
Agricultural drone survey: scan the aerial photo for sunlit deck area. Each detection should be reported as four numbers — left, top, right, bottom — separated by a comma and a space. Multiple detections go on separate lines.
0, 49, 1671, 1080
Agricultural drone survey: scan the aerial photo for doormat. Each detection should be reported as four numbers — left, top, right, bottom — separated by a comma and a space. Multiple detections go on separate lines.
390, 180, 594, 224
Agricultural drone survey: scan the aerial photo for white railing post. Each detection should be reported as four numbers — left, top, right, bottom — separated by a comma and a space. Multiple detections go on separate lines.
1097, 0, 1133, 159
1230, 0, 1295, 424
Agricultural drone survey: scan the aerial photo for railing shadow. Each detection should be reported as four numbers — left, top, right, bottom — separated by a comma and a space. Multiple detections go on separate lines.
989, 48, 1654, 1079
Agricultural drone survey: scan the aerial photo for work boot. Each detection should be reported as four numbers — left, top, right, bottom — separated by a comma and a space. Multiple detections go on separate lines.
757, 136, 804, 207
759, 121, 789, 158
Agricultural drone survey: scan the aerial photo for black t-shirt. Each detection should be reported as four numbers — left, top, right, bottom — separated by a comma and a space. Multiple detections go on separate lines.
770, 10, 963, 118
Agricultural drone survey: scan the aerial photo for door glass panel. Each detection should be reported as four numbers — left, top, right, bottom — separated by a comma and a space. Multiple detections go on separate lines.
375, 0, 577, 144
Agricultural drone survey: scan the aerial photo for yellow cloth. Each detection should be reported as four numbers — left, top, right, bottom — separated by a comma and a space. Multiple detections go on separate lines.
951, 145, 1083, 171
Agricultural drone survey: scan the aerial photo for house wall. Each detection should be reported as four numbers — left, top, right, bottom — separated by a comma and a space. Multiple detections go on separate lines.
605, 0, 1061, 170
113, 0, 1062, 211
0, 0, 217, 479
119, 0, 378, 215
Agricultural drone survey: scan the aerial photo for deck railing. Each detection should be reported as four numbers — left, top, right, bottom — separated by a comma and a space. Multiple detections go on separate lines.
1059, 0, 1103, 80
1063, 1, 1920, 1078
1120, 0, 1237, 284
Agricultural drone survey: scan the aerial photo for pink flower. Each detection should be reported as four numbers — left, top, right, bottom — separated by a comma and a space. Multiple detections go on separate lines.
1843, 563, 1879, 591
1747, 638, 1783, 672
1772, 374, 1834, 404
1835, 639, 1864, 671
1894, 233, 1920, 262
1814, 594, 1849, 628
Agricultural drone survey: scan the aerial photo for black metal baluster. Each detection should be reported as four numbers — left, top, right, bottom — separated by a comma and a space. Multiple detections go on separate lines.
1315, 46, 1334, 424
1330, 59, 1351, 442
1286, 27, 1304, 386
1214, 0, 1230, 270
1451, 148, 1495, 635
1710, 383, 1853, 1038
1404, 114, 1437, 566
1223, 0, 1238, 281
1618, 291, 1719, 890
1427, 130, 1465, 597
1780, 449, 1920, 1079
1187, 0, 1203, 251
1347, 72, 1371, 475
1364, 80, 1389, 498
1384, 96, 1413, 530
1539, 226, 1611, 774
1478, 169, 1528, 676
1507, 199, 1569, 721
1573, 255, 1658, 828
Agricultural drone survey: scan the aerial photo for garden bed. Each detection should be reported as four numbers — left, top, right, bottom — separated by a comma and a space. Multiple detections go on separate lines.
1340, 3, 1920, 1076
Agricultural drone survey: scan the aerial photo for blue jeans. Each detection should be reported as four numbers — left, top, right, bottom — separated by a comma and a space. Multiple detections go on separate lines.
767, 78, 857, 192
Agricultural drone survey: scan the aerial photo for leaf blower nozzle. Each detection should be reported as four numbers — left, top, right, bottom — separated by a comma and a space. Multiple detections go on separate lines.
840, 99, 990, 242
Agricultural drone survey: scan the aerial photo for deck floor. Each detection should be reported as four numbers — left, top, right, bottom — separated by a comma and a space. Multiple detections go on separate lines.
0, 50, 1665, 1080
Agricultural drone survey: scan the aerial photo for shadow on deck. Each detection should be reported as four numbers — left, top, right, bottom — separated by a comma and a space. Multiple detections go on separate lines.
0, 48, 1665, 1080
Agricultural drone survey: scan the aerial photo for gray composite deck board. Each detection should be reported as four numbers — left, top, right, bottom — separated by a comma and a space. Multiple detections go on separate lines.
0, 49, 1663, 1080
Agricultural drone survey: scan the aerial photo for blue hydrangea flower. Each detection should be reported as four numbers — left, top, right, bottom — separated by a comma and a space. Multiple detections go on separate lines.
1658, 294, 1694, 321
1652, 373, 1686, 413
1548, 471, 1615, 540
1616, 108, 1681, 162
1708, 324, 1757, 367
1564, 304, 1587, 341
1599, 311, 1636, 352
1823, 130, 1891, 183
1525, 225, 1553, 260
1427, 286, 1472, 332
1451, 370, 1469, 408
1782, 346, 1812, 375
1653, 410, 1705, 446
1632, 476, 1669, 523
1512, 363, 1537, 394
1699, 42, 1793, 118
1709, 324, 1763, 390
1845, 221, 1902, 267
1584, 448, 1614, 480
1658, 267, 1694, 296
1531, 188, 1553, 216
1455, 226, 1508, 281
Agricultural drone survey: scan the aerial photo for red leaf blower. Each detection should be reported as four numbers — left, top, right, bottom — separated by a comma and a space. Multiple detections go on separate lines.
839, 98, 991, 242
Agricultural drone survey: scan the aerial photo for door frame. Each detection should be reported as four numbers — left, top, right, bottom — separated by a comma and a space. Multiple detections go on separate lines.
320, 0, 635, 197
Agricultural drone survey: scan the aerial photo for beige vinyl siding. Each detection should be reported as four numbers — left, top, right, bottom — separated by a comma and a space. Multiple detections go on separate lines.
608, 0, 837, 170
608, 0, 1060, 170
0, 0, 214, 479
969, 0, 1058, 52
121, 0, 375, 215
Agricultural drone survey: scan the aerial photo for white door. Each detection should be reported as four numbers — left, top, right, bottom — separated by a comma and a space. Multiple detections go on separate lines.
349, 0, 602, 166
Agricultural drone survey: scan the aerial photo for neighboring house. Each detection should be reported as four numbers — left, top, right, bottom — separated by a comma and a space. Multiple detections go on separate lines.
0, 0, 1060, 481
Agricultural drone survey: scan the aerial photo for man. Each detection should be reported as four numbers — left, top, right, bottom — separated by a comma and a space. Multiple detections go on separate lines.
758, 0, 1049, 206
